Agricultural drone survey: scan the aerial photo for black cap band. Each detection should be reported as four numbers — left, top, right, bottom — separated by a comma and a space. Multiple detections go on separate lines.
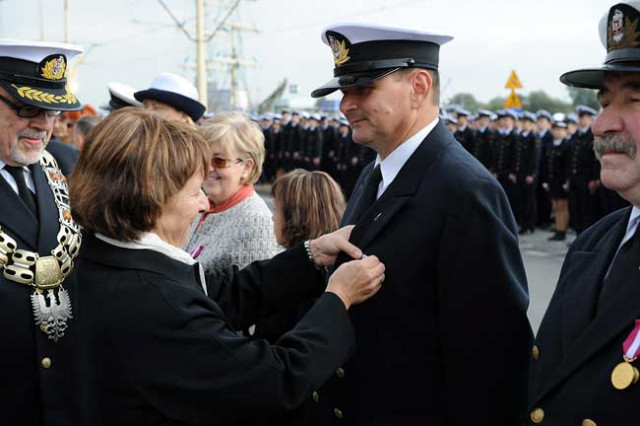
0, 57, 67, 89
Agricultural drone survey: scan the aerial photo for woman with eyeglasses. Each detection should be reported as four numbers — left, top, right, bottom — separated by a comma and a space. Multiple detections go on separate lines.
186, 112, 281, 273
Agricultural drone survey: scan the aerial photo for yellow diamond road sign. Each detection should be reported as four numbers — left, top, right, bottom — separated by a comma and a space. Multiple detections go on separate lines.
505, 70, 523, 90
505, 91, 522, 109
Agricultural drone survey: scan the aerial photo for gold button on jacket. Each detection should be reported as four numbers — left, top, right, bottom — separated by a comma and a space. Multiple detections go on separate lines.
582, 420, 597, 426
41, 357, 52, 369
336, 367, 345, 378
312, 391, 319, 403
532, 345, 540, 361
530, 407, 544, 423
334, 408, 343, 419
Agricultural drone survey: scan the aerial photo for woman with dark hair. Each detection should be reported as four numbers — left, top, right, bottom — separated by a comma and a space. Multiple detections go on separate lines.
69, 108, 385, 426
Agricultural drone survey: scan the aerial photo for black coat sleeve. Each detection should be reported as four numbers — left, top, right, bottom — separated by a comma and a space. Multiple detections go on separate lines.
204, 244, 326, 329
110, 275, 355, 424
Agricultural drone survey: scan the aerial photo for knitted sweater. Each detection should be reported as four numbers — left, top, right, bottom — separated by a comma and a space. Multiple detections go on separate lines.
186, 192, 282, 272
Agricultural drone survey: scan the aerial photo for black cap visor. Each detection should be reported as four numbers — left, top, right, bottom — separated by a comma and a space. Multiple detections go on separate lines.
311, 68, 399, 98
560, 63, 640, 89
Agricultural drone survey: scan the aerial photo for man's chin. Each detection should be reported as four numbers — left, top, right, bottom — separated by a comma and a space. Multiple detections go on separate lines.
10, 145, 46, 166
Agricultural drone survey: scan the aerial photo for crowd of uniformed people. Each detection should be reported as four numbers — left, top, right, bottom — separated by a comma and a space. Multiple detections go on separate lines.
443, 106, 629, 240
257, 111, 375, 199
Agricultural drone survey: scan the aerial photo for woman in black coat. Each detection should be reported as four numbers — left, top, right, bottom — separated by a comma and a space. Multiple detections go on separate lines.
69, 108, 385, 426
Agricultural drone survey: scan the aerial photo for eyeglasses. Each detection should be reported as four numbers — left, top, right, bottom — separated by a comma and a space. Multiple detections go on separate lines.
0, 93, 61, 118
210, 156, 244, 169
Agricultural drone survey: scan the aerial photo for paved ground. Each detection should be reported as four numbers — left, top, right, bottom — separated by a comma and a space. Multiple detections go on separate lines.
519, 229, 575, 333
256, 184, 568, 334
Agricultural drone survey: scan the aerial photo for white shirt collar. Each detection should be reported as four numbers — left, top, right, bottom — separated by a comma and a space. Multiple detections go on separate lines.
96, 232, 196, 264
0, 159, 31, 173
0, 159, 35, 193
375, 117, 439, 196
624, 206, 640, 242
95, 232, 207, 294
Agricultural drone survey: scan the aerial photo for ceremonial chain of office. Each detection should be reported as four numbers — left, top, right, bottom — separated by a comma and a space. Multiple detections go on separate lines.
0, 150, 81, 342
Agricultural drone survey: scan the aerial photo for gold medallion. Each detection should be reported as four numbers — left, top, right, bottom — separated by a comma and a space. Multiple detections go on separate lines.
611, 361, 639, 390
35, 256, 63, 289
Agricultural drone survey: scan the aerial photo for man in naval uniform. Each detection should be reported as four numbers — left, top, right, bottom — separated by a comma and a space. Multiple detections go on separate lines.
310, 23, 532, 425
528, 2, 640, 424
0, 41, 83, 426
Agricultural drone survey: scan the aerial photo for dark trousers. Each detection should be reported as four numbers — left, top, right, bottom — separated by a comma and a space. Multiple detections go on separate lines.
515, 177, 537, 231
568, 177, 596, 234
498, 175, 517, 219
536, 181, 552, 227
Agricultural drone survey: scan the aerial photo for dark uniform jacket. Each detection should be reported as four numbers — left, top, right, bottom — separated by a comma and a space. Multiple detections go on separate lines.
567, 128, 598, 182
469, 126, 494, 169
492, 129, 517, 177
512, 130, 540, 178
544, 139, 569, 198
0, 142, 79, 426
453, 125, 474, 152
312, 121, 532, 425
303, 126, 324, 166
528, 207, 640, 425
75, 235, 355, 426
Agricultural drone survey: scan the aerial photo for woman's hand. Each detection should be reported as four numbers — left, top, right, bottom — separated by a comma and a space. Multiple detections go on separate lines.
326, 255, 385, 310
309, 226, 362, 266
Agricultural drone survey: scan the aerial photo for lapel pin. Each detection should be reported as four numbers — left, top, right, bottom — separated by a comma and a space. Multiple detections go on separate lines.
374, 213, 382, 221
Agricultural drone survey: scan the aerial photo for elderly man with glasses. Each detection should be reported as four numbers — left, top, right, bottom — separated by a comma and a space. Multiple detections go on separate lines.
0, 40, 83, 426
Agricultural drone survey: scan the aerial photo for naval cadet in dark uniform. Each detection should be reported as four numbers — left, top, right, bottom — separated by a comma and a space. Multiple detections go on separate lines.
453, 107, 474, 152
567, 105, 600, 234
304, 114, 324, 170
492, 109, 518, 213
310, 23, 531, 426
469, 109, 494, 169
529, 3, 640, 424
536, 109, 555, 228
510, 111, 541, 234
0, 40, 83, 426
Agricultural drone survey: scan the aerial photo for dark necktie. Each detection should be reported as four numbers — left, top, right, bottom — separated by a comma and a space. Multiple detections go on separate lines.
4, 165, 37, 215
353, 164, 382, 222
598, 221, 640, 311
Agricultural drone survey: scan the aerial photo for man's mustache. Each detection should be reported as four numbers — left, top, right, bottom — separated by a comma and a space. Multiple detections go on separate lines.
593, 134, 636, 160
18, 130, 48, 140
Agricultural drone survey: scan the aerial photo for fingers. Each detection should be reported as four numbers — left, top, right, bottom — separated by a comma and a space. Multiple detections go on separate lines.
335, 238, 363, 260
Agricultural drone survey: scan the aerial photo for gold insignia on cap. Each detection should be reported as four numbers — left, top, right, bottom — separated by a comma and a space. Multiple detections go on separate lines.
40, 55, 67, 81
328, 35, 350, 67
608, 9, 640, 51
11, 84, 78, 105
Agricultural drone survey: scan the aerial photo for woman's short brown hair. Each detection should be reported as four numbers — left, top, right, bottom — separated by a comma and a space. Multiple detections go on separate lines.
272, 169, 346, 248
199, 112, 265, 185
70, 108, 209, 242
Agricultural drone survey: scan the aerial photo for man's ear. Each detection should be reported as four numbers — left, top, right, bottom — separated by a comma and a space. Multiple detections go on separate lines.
410, 69, 432, 108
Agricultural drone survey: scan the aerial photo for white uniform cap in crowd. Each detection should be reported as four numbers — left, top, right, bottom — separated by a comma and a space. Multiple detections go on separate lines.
0, 39, 83, 110
101, 82, 141, 111
134, 72, 206, 122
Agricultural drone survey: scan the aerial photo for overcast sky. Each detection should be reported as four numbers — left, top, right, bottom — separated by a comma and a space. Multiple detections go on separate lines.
0, 0, 614, 111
